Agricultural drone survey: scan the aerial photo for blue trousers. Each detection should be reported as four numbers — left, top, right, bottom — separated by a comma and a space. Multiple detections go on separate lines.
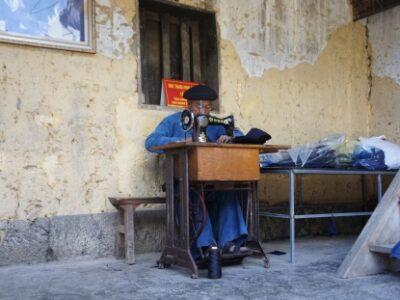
190, 190, 248, 253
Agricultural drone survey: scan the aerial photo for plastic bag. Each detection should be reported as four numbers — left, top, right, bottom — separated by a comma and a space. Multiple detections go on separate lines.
297, 134, 345, 167
260, 134, 345, 168
260, 150, 295, 168
287, 146, 301, 166
352, 136, 400, 170
335, 139, 357, 168
352, 145, 386, 170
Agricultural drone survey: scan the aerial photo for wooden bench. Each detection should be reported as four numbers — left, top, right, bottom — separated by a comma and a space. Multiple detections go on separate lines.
109, 197, 165, 264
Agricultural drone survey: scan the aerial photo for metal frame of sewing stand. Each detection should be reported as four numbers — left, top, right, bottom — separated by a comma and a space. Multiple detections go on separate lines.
259, 167, 397, 263
154, 143, 282, 278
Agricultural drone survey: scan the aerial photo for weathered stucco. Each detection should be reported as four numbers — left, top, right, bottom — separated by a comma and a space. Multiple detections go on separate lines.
96, 1, 135, 60
367, 6, 400, 143
219, 22, 370, 146
0, 48, 130, 220
0, 1, 142, 221
217, 0, 350, 76
369, 76, 400, 142
0, 0, 376, 222
368, 6, 400, 86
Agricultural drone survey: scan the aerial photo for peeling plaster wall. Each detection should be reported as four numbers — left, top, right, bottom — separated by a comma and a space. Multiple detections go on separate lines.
0, 0, 144, 221
217, 0, 350, 77
218, 22, 370, 146
367, 6, 400, 142
0, 0, 371, 222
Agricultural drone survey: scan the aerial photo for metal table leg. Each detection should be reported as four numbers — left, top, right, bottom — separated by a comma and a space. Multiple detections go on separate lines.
289, 170, 295, 263
377, 174, 382, 202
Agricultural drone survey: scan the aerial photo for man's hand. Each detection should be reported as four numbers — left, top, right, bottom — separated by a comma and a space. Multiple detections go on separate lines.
216, 135, 232, 144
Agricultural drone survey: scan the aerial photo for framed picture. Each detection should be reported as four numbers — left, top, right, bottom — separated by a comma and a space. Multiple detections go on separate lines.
0, 0, 95, 52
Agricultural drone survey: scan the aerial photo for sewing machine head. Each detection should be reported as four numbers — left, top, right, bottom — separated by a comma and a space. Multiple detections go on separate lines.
180, 110, 235, 143
180, 85, 234, 142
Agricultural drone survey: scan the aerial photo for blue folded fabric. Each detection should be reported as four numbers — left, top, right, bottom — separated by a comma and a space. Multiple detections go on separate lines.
352, 146, 387, 170
391, 241, 400, 260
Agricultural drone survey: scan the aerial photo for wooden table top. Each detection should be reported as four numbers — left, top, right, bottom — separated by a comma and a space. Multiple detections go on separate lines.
152, 142, 289, 153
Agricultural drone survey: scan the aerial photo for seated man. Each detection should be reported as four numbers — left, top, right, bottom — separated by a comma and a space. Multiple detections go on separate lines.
145, 84, 248, 258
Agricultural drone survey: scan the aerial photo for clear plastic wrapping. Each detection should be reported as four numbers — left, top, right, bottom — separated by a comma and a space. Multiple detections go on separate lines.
260, 134, 345, 168
352, 136, 400, 170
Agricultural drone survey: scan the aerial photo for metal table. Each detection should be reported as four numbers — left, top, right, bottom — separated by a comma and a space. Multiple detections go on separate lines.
259, 168, 397, 263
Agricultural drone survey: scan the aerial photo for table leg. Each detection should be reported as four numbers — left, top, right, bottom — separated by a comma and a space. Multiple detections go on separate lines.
158, 149, 198, 278
245, 181, 269, 267
377, 174, 382, 202
158, 153, 175, 266
122, 204, 136, 264
179, 149, 198, 277
289, 170, 296, 263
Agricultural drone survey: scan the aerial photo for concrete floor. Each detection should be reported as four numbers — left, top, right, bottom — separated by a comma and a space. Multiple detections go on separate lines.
0, 236, 398, 300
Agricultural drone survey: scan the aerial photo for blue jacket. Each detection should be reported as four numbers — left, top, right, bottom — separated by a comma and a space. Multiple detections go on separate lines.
145, 112, 240, 153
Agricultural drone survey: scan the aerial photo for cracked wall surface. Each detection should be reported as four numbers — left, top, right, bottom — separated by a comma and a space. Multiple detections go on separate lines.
367, 6, 400, 142
0, 0, 389, 222
219, 22, 369, 147
217, 0, 350, 77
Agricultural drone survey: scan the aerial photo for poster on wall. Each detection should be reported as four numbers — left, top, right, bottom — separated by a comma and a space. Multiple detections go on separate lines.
160, 79, 200, 108
0, 0, 95, 52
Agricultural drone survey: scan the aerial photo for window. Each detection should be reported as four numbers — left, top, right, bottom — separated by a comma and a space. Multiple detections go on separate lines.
139, 0, 219, 107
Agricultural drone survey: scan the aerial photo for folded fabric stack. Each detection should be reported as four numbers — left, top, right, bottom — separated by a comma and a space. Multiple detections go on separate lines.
260, 135, 400, 170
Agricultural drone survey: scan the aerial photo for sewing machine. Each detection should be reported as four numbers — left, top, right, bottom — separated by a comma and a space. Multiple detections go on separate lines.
180, 110, 235, 143
154, 142, 270, 278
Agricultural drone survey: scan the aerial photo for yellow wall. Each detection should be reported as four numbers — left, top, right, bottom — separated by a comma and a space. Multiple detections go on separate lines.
219, 23, 369, 145
370, 76, 400, 141
0, 0, 382, 221
367, 6, 400, 142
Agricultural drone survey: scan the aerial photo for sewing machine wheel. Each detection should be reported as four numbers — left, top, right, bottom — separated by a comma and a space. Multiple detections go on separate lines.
180, 110, 194, 131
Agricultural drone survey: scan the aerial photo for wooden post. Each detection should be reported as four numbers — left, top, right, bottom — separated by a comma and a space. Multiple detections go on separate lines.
122, 204, 136, 265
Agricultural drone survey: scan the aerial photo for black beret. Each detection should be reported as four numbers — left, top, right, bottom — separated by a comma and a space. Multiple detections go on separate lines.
183, 85, 218, 101
232, 128, 272, 145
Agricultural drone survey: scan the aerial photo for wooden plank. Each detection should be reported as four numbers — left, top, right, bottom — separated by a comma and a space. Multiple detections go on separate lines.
116, 209, 124, 258
161, 13, 171, 78
369, 244, 395, 254
169, 21, 182, 79
337, 170, 400, 278
140, 10, 162, 105
109, 197, 165, 208
118, 225, 126, 234
166, 144, 270, 181
352, 0, 400, 20
189, 21, 201, 81
180, 19, 191, 81
188, 146, 260, 181
122, 205, 136, 265
152, 142, 289, 152
144, 10, 160, 22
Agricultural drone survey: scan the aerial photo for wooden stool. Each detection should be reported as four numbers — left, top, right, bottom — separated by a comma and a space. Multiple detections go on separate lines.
109, 197, 165, 264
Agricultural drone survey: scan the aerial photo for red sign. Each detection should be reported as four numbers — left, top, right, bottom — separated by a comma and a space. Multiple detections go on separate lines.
162, 79, 200, 108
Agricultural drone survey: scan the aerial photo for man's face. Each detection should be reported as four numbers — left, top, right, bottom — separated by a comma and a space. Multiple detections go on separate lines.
188, 100, 213, 116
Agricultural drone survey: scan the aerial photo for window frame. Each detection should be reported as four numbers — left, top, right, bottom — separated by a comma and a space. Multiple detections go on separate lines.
136, 0, 219, 111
